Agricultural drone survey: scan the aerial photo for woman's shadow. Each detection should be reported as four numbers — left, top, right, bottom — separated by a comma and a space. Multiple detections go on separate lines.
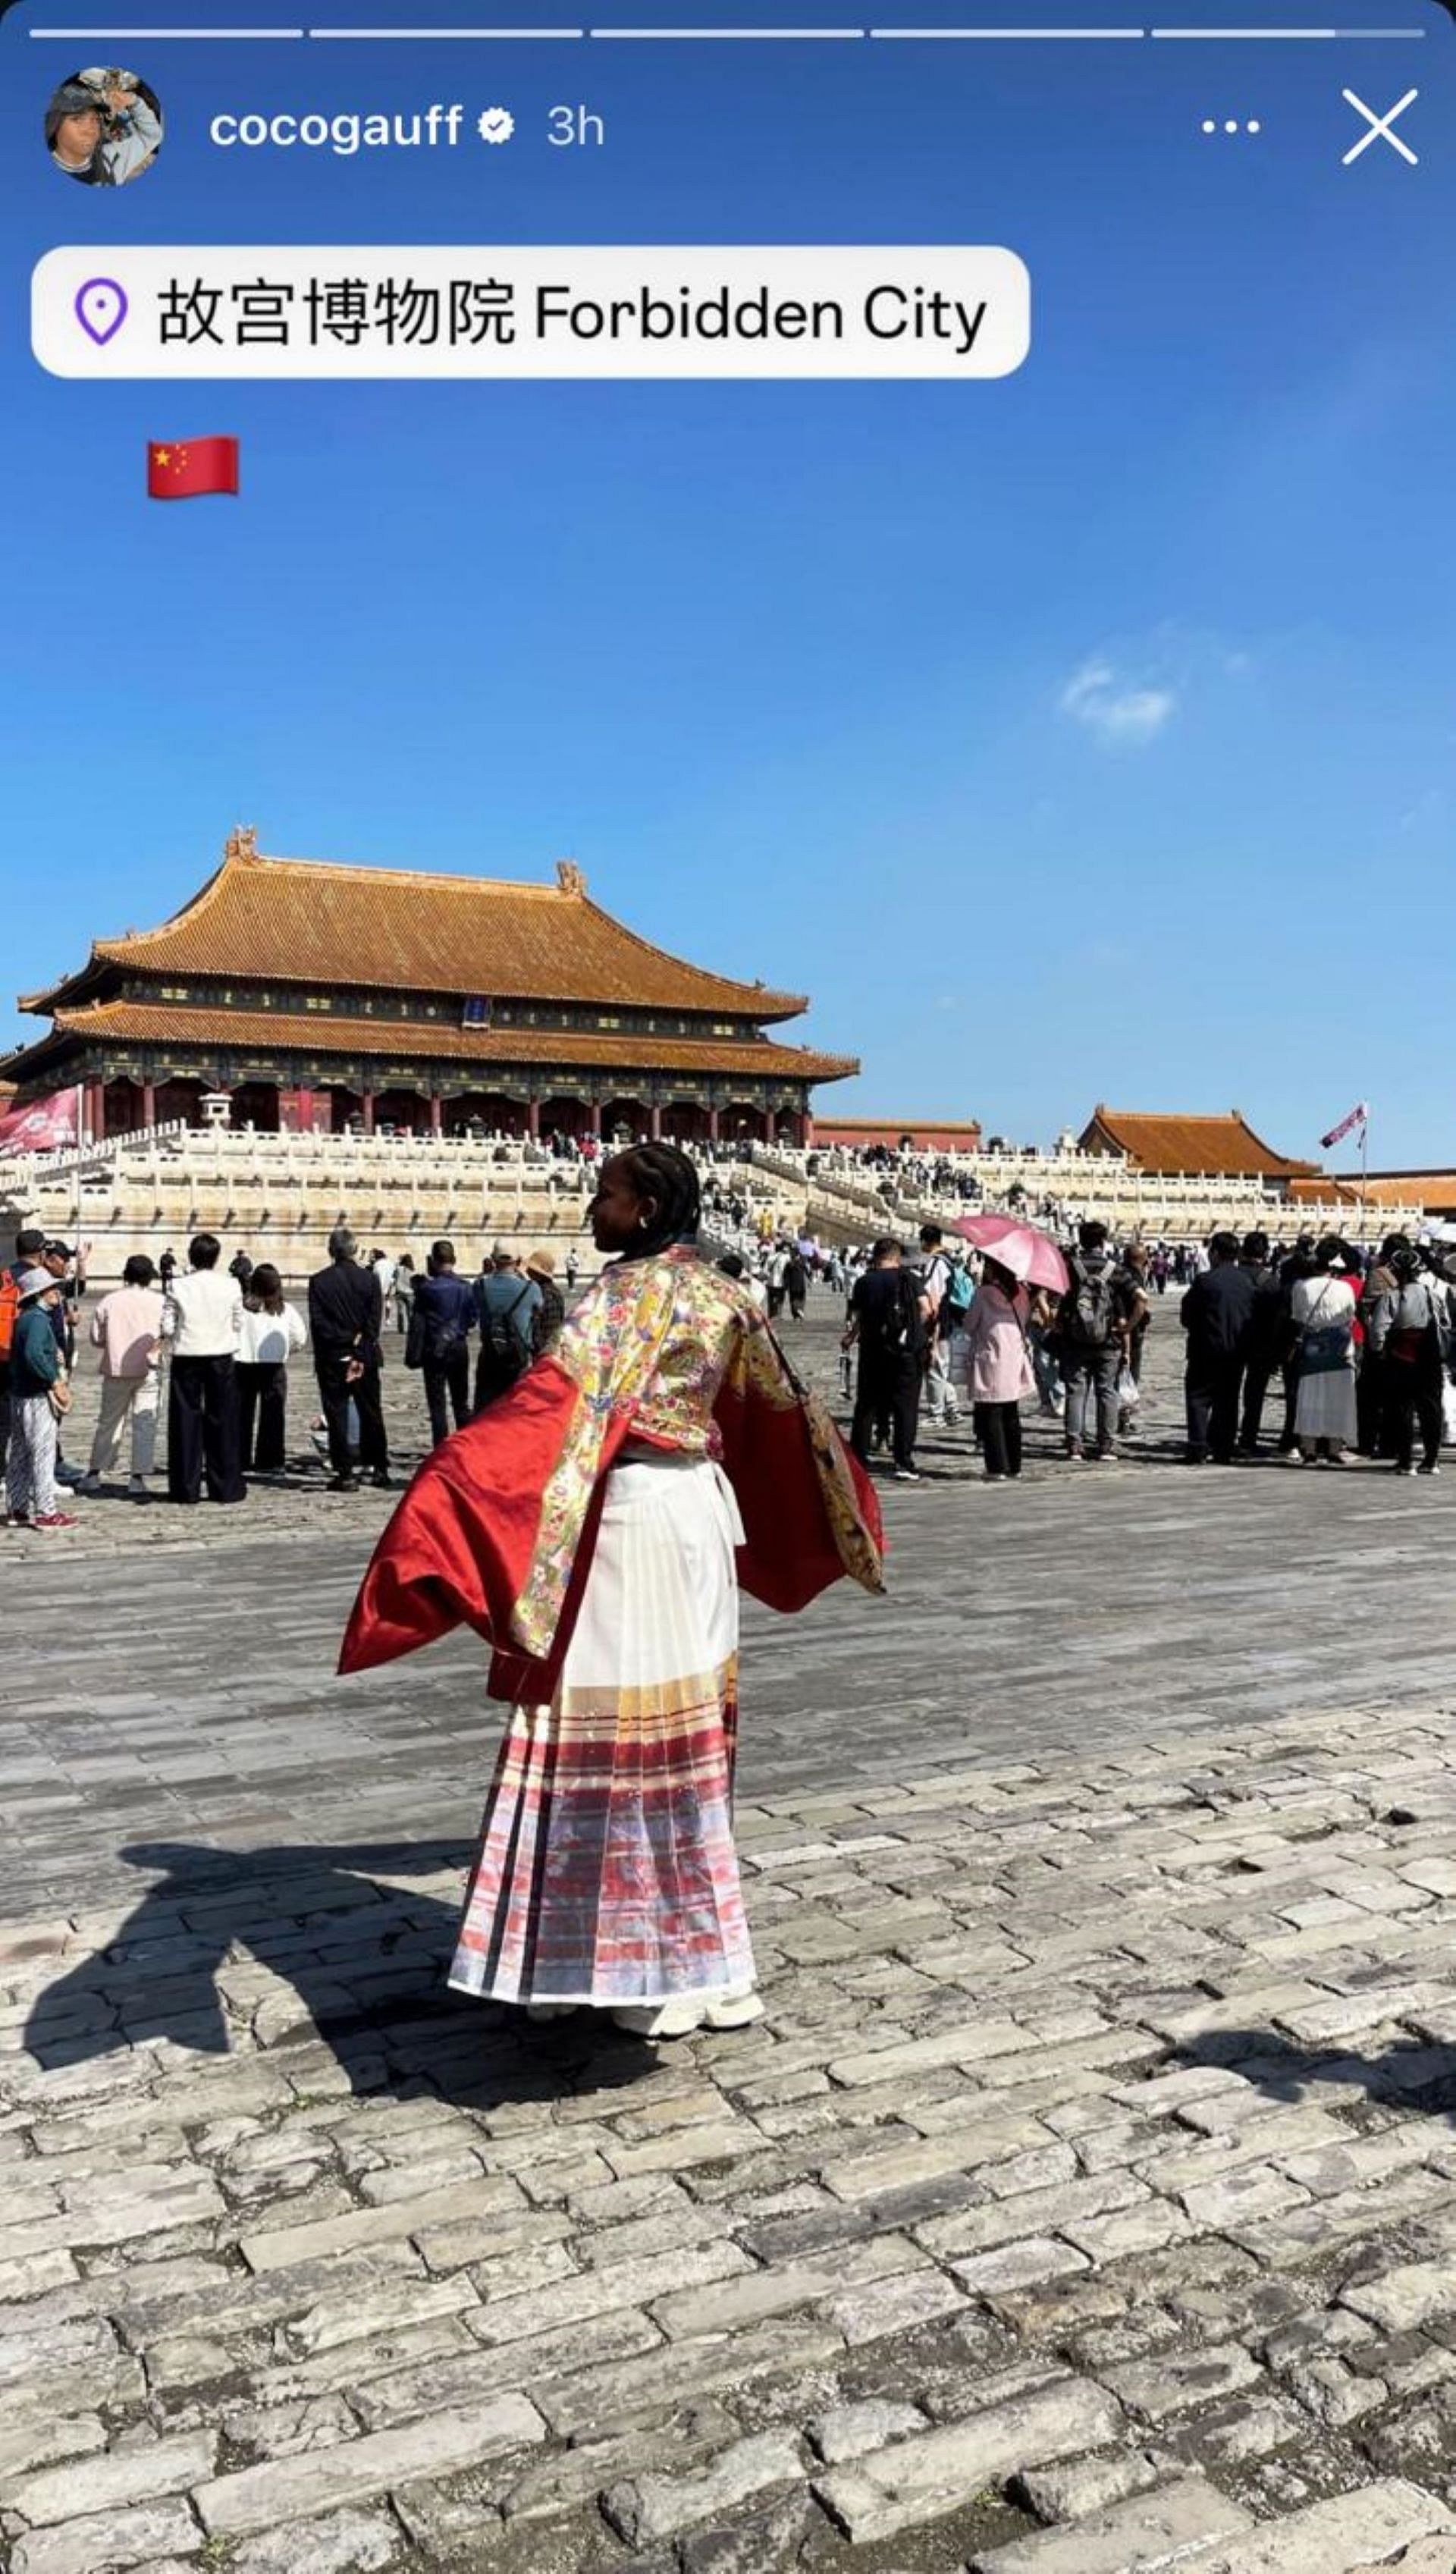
24, 1839, 655, 2107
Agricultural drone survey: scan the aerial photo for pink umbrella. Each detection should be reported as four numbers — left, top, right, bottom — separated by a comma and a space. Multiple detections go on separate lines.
952, 1212, 1070, 1296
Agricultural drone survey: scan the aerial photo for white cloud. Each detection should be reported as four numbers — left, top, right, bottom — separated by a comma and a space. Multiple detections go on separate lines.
1059, 658, 1177, 746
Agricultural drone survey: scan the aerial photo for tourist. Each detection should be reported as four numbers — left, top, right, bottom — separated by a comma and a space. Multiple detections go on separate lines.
1180, 1231, 1254, 1465
228, 1248, 254, 1292
783, 1245, 809, 1323
162, 1233, 246, 1505
764, 1241, 789, 1320
394, 1252, 416, 1333
159, 1246, 177, 1292
1368, 1245, 1450, 1477
1113, 1240, 1153, 1438
1057, 1220, 1123, 1463
408, 1239, 475, 1449
962, 1254, 1041, 1481
370, 1248, 397, 1323
79, 1254, 164, 1495
40, 1239, 88, 1485
917, 1223, 960, 1430
1357, 1234, 1410, 1458
1235, 1231, 1284, 1456
1288, 1236, 1359, 1466
526, 1248, 566, 1352
308, 1226, 390, 1494
0, 1229, 48, 1481
1274, 1234, 1318, 1453
237, 1263, 308, 1473
339, 1141, 883, 2039
844, 1237, 927, 1482
472, 1246, 541, 1412
3, 1270, 77, 1530
565, 1246, 580, 1292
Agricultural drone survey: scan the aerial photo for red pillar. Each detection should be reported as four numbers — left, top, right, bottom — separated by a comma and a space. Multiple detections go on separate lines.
588, 1099, 602, 1138
526, 1097, 541, 1141
141, 1080, 157, 1130
361, 1091, 375, 1135
83, 1078, 105, 1141
708, 1103, 720, 1144
429, 1094, 444, 1135
648, 1102, 662, 1142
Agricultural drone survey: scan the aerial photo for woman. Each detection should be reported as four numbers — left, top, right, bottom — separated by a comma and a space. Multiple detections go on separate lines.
1370, 1245, 1451, 1477
962, 1256, 1042, 1481
340, 1144, 883, 2040
237, 1263, 307, 1472
1289, 1236, 1358, 1464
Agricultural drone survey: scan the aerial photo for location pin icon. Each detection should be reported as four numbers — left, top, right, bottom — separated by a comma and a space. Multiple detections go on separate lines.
75, 278, 128, 346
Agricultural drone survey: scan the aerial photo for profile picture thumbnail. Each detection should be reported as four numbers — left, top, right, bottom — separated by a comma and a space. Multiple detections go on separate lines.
45, 67, 163, 188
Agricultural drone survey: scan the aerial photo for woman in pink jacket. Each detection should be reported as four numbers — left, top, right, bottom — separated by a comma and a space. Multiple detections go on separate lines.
962, 1257, 1049, 1482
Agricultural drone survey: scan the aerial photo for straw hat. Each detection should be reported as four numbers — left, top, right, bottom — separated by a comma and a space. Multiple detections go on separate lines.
526, 1246, 557, 1278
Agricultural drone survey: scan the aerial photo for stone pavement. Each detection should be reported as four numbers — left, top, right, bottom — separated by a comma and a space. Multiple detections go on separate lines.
7, 1312, 1456, 2569
11, 1711, 1456, 2571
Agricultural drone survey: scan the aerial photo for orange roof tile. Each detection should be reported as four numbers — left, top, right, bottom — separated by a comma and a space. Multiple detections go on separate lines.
23, 1000, 855, 1086
24, 845, 807, 1021
1078, 1106, 1318, 1179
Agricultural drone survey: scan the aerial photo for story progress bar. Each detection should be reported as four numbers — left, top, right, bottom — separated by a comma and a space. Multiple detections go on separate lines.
26, 17, 1432, 33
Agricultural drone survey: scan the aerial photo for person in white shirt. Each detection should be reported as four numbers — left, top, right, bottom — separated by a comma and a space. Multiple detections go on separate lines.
160, 1233, 245, 1505
237, 1263, 308, 1474
79, 1253, 164, 1496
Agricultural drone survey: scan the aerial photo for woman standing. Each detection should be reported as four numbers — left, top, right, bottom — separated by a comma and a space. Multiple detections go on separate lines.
962, 1256, 1042, 1481
237, 1263, 307, 1473
1370, 1245, 1451, 1477
1289, 1237, 1358, 1465
341, 1144, 882, 2039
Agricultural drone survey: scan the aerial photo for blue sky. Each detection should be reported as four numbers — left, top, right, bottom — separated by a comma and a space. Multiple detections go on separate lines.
2, 3, 1453, 1164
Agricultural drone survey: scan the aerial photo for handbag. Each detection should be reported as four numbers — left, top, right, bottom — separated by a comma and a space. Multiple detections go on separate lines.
1301, 1281, 1353, 1376
47, 1379, 74, 1419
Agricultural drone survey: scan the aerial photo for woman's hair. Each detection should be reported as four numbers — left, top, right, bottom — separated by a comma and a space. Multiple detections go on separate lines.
246, 1261, 284, 1314
983, 1255, 1018, 1296
616, 1143, 701, 1258
1315, 1234, 1348, 1273
189, 1232, 221, 1270
122, 1253, 156, 1287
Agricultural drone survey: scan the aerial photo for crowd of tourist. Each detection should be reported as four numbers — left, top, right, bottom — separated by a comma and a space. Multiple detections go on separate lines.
0, 1222, 578, 1527
831, 1216, 1456, 1484
3, 1191, 1454, 1529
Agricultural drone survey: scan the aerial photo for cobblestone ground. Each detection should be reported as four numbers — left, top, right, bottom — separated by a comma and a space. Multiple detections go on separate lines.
5, 1307, 1456, 2572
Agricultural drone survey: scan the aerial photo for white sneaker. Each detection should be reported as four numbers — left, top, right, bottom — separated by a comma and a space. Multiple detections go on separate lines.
611, 1998, 705, 2040
703, 1988, 765, 2030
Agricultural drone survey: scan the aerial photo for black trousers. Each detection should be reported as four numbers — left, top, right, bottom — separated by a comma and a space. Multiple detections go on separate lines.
1357, 1351, 1385, 1457
852, 1354, 919, 1471
315, 1355, 388, 1480
1186, 1353, 1243, 1461
237, 1359, 288, 1471
474, 1346, 527, 1414
1384, 1355, 1444, 1471
168, 1353, 245, 1505
424, 1348, 472, 1447
974, 1399, 1022, 1478
1238, 1356, 1276, 1452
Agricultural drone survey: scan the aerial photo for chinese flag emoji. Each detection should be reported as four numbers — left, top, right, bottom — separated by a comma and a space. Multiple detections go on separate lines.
146, 436, 240, 500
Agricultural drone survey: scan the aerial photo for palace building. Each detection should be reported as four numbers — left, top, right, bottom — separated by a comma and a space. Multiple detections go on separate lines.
2, 830, 856, 1147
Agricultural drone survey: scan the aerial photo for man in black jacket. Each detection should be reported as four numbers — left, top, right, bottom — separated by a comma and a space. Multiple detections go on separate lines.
1181, 1232, 1256, 1464
308, 1226, 390, 1492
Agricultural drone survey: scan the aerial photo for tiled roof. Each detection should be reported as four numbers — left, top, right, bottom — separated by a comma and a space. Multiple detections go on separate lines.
1078, 1107, 1318, 1179
1338, 1172, 1455, 1210
23, 848, 807, 1020
6, 1001, 855, 1087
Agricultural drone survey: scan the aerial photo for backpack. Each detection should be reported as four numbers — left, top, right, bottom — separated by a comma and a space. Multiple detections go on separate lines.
0, 1267, 17, 1365
944, 1262, 974, 1317
1060, 1254, 1116, 1348
870, 1269, 922, 1359
484, 1281, 532, 1367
